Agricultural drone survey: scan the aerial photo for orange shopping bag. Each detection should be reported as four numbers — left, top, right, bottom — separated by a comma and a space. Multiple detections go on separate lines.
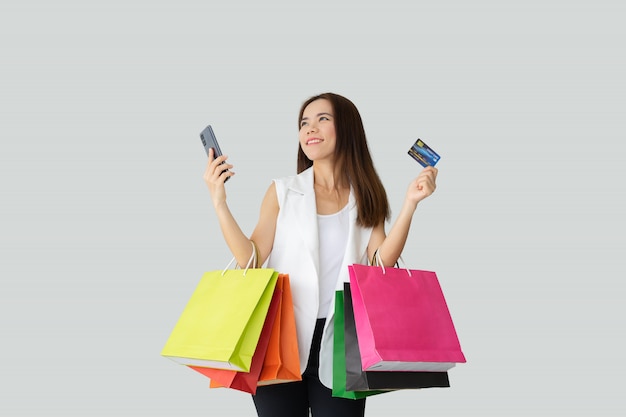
258, 274, 301, 385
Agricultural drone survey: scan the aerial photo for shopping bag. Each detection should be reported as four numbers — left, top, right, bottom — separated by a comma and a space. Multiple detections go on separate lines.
258, 274, 302, 386
189, 285, 281, 394
197, 274, 301, 392
332, 290, 384, 399
343, 283, 450, 391
161, 248, 279, 372
349, 262, 466, 372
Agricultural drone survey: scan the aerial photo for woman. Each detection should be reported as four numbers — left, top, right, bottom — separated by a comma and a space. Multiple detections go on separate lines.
204, 92, 438, 417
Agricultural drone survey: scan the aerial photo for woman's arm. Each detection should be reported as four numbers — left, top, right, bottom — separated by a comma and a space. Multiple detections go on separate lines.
203, 149, 278, 268
367, 166, 438, 266
250, 184, 279, 267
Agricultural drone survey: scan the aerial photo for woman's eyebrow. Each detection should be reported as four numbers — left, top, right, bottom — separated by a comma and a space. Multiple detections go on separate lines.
301, 112, 333, 121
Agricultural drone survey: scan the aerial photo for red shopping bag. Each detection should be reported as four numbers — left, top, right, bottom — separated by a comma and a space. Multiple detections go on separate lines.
348, 263, 466, 372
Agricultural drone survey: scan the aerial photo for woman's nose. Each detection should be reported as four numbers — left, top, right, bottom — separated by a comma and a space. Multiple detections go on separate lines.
307, 124, 317, 134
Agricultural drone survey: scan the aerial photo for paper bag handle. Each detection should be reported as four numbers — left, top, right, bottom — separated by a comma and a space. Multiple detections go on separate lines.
222, 240, 258, 276
370, 249, 411, 277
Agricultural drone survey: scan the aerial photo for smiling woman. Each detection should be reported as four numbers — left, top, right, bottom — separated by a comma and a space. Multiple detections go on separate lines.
203, 92, 439, 417
299, 100, 337, 164
297, 93, 394, 228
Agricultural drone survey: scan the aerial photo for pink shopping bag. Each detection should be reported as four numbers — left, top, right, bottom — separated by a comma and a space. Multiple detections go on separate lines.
348, 263, 466, 372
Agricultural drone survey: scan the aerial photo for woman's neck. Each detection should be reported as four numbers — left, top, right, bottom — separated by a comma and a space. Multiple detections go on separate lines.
312, 161, 347, 192
312, 161, 349, 214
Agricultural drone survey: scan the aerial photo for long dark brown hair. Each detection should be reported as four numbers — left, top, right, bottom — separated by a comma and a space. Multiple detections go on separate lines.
297, 92, 390, 227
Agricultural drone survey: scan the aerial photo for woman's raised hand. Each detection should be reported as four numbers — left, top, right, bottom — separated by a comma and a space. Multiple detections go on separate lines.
203, 148, 235, 208
405, 166, 438, 206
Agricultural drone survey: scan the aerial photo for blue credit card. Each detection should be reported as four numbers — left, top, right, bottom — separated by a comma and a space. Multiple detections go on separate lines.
408, 138, 440, 167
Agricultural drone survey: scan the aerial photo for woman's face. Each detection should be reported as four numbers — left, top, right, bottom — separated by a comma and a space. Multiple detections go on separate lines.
299, 99, 337, 162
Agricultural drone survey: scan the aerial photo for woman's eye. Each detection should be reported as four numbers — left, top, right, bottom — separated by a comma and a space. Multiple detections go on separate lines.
319, 116, 329, 121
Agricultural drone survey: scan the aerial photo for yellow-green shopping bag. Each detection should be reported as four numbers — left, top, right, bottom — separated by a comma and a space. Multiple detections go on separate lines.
161, 247, 279, 373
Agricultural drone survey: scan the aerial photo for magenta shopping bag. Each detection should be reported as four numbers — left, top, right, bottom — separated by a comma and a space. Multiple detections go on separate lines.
348, 263, 466, 372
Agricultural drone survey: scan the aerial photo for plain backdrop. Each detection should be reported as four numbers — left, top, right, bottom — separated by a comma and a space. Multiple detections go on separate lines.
1, 0, 625, 416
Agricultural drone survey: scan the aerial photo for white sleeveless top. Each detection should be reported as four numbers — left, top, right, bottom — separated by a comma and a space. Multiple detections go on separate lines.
316, 204, 349, 318
269, 168, 374, 387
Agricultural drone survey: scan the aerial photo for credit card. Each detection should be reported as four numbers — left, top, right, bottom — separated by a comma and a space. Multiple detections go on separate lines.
408, 138, 440, 167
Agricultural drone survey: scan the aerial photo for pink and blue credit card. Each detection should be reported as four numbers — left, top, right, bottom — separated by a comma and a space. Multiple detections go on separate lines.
408, 138, 440, 167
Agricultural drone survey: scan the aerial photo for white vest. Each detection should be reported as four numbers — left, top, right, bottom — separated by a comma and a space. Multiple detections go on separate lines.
267, 167, 372, 388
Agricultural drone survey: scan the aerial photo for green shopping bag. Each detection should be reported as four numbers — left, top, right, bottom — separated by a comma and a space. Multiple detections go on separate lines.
332, 290, 383, 399
161, 252, 279, 373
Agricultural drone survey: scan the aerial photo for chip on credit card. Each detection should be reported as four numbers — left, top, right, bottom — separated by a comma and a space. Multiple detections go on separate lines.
408, 138, 440, 167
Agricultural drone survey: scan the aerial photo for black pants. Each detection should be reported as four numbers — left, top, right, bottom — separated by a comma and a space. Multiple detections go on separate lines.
252, 319, 366, 417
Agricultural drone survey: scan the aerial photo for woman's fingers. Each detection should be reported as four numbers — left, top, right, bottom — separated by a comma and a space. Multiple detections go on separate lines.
204, 149, 234, 185
408, 166, 438, 202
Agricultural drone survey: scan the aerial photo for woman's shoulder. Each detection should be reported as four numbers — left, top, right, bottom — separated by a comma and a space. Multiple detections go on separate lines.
273, 167, 312, 187
273, 168, 313, 201
273, 173, 297, 184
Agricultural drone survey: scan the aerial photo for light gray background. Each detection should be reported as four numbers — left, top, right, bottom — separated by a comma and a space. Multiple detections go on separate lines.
1, 0, 624, 415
